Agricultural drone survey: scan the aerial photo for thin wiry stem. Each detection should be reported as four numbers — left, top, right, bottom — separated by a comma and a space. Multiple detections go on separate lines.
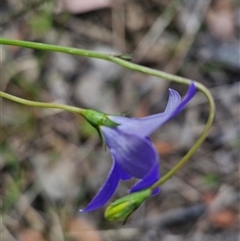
0, 91, 84, 114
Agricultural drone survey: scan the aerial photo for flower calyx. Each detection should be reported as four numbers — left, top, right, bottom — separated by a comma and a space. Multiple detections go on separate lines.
81, 109, 118, 128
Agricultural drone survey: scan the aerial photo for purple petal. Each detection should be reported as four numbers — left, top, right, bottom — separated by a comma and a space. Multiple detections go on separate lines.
120, 170, 132, 180
164, 89, 181, 112
101, 127, 157, 179
130, 155, 160, 195
151, 187, 160, 195
109, 82, 196, 137
81, 160, 121, 212
170, 82, 196, 117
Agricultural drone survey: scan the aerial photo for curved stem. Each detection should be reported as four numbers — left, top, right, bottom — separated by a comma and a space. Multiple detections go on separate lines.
150, 83, 215, 190
0, 38, 190, 85
0, 91, 84, 114
0, 38, 215, 187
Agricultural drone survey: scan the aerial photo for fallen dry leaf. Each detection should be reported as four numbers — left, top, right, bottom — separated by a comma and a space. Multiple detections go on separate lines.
206, 0, 235, 40
58, 0, 110, 14
18, 228, 46, 241
67, 217, 102, 241
209, 209, 236, 228
153, 141, 175, 155
203, 191, 216, 204
134, 104, 150, 118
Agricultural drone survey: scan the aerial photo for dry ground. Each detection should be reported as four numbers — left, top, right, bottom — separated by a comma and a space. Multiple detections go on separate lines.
1, 0, 239, 240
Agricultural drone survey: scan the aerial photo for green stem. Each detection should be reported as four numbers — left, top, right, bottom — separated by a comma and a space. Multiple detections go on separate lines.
0, 38, 191, 85
0, 91, 84, 114
0, 38, 215, 187
150, 83, 215, 190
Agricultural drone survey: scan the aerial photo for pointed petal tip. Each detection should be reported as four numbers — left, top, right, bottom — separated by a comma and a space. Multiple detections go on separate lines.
169, 82, 196, 94
80, 204, 102, 213
80, 161, 121, 213
151, 187, 160, 195
189, 81, 197, 92
80, 199, 107, 213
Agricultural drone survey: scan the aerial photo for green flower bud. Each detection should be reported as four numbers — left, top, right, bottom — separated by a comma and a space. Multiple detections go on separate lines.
104, 189, 151, 222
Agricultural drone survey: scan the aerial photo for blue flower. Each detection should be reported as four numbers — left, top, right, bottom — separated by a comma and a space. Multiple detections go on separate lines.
81, 83, 196, 212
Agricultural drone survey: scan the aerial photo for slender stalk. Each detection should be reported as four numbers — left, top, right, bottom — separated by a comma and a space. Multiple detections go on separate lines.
0, 38, 215, 187
150, 83, 215, 190
0, 91, 84, 114
0, 38, 191, 85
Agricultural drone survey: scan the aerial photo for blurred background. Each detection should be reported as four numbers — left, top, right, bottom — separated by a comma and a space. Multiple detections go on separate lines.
1, 0, 239, 240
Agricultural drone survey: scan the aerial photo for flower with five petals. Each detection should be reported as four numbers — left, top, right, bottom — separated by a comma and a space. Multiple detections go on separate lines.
81, 83, 196, 212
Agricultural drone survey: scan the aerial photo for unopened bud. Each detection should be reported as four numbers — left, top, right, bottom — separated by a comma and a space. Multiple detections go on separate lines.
104, 189, 151, 222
